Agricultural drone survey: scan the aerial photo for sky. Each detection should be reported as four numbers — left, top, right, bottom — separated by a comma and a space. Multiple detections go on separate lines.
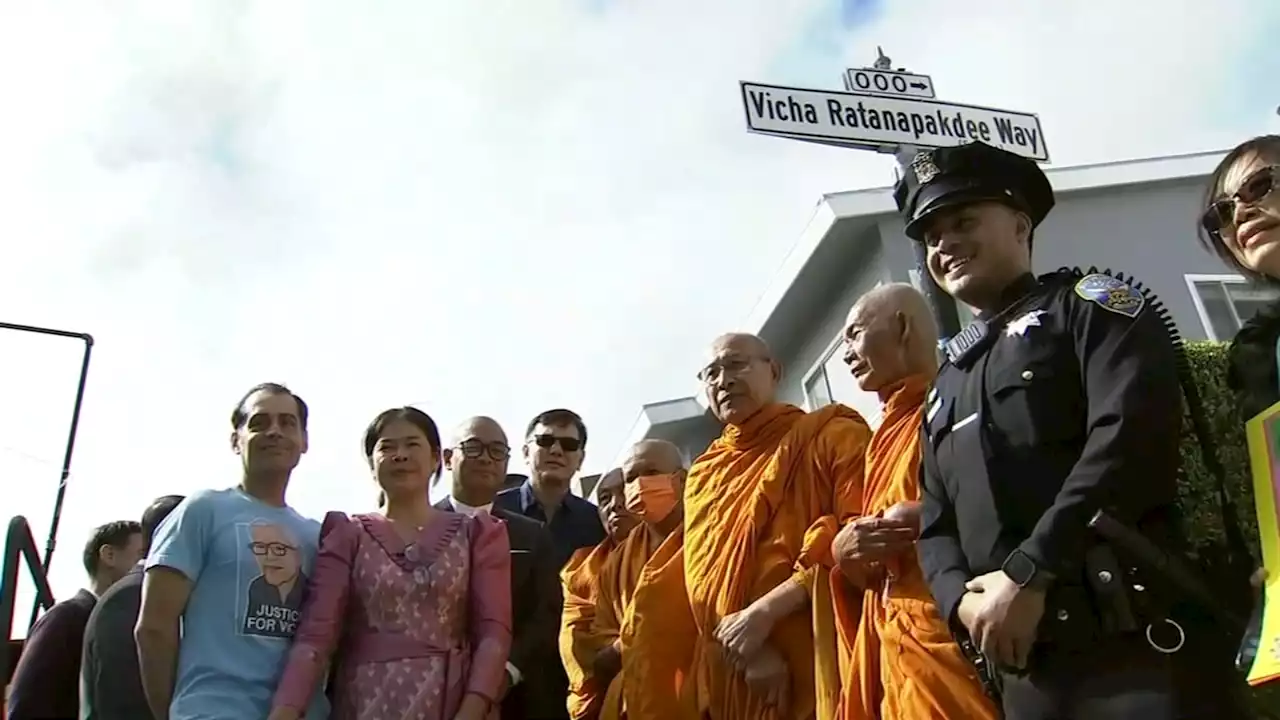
2, 0, 1278, 634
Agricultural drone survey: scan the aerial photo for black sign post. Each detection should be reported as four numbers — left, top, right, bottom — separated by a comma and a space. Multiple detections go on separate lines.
0, 322, 94, 630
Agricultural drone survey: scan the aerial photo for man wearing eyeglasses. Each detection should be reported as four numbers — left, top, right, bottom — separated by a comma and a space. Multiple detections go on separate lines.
443, 416, 564, 720
496, 409, 607, 571
683, 333, 872, 719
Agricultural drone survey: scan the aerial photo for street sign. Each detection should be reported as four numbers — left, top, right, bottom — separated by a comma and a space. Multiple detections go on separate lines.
844, 68, 935, 99
740, 81, 1049, 162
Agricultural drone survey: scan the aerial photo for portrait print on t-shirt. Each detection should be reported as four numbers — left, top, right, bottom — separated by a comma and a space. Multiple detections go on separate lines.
238, 520, 309, 638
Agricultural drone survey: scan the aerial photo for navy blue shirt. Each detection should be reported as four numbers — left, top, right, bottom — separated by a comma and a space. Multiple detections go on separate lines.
494, 481, 606, 570
8, 588, 96, 720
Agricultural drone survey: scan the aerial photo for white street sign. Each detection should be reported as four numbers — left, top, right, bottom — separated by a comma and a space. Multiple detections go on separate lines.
845, 68, 935, 99
740, 81, 1049, 162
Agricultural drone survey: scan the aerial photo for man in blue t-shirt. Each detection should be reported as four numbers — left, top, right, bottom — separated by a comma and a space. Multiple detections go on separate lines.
136, 383, 328, 720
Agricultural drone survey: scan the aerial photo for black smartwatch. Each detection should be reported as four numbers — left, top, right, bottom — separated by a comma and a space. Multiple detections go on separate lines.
1002, 549, 1054, 590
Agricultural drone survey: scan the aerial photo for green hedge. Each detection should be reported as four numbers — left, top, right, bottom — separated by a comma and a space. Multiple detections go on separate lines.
1179, 341, 1258, 554
1179, 341, 1279, 716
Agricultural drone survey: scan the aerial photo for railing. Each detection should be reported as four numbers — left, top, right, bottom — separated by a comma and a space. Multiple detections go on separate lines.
1, 515, 57, 715
0, 323, 93, 628
0, 323, 93, 715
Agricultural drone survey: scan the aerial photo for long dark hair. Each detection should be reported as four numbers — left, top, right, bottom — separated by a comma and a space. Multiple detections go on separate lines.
363, 406, 443, 505
1196, 134, 1280, 284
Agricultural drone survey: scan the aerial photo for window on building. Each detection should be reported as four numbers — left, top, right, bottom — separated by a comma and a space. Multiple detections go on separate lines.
1186, 274, 1280, 341
802, 335, 884, 429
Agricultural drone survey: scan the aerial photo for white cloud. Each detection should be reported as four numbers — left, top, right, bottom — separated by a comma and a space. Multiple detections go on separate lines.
0, 0, 1274, 626
849, 0, 1270, 163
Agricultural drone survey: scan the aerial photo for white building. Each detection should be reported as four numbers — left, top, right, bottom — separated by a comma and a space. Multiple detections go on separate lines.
603, 148, 1278, 497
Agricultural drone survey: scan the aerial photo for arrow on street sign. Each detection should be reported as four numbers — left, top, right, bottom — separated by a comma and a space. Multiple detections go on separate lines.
740, 81, 1049, 162
844, 68, 936, 99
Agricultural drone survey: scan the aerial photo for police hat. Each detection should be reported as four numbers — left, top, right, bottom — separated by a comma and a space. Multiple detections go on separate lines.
893, 142, 1055, 242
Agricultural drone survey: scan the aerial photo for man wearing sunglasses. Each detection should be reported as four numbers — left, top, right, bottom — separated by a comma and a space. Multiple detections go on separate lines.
440, 416, 562, 720
496, 408, 606, 720
497, 408, 607, 571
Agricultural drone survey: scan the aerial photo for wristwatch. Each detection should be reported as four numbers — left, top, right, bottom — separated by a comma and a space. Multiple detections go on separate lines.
1002, 549, 1055, 590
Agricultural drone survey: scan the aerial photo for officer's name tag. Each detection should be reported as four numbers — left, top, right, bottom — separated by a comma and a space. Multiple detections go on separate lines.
951, 412, 978, 432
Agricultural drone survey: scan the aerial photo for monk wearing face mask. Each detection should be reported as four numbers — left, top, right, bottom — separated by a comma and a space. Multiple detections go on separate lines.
561, 469, 640, 719
830, 284, 997, 720
590, 440, 697, 720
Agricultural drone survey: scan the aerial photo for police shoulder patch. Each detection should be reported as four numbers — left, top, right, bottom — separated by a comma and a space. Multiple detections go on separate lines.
1073, 273, 1145, 318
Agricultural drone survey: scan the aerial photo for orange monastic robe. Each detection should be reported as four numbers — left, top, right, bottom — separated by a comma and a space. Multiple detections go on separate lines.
683, 403, 872, 720
562, 542, 618, 719
833, 376, 998, 720
594, 526, 697, 720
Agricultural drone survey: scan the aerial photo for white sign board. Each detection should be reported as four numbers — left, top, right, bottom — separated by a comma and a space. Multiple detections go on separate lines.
845, 68, 935, 99
740, 81, 1049, 162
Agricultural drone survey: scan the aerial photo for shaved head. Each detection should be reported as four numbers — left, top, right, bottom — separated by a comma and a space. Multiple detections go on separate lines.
452, 416, 506, 444
596, 467, 638, 541
709, 332, 772, 360
622, 440, 685, 478
444, 416, 511, 505
850, 284, 938, 341
843, 283, 939, 393
620, 439, 686, 529
598, 467, 625, 493
701, 333, 781, 426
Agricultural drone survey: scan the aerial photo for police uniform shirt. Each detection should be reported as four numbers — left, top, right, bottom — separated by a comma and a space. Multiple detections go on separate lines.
916, 268, 1185, 633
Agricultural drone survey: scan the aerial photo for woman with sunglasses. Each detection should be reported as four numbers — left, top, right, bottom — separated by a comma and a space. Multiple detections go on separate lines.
1198, 137, 1280, 613
1198, 135, 1280, 422
269, 407, 513, 720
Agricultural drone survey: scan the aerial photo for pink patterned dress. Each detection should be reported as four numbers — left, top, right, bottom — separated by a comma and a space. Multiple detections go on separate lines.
272, 511, 512, 720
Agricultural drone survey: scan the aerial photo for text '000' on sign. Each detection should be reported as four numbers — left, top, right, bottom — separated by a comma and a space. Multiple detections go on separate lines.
741, 82, 1049, 162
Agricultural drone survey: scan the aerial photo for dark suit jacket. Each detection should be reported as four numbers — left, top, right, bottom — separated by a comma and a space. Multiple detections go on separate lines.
79, 566, 148, 720
8, 588, 97, 720
436, 498, 565, 720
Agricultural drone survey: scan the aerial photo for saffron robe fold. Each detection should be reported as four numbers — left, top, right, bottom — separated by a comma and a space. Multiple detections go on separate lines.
594, 526, 697, 720
561, 542, 617, 719
683, 403, 872, 720
833, 377, 998, 720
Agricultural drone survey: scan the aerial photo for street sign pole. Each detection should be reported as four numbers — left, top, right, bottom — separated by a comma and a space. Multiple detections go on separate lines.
871, 47, 962, 342
740, 46, 1048, 343
891, 143, 963, 342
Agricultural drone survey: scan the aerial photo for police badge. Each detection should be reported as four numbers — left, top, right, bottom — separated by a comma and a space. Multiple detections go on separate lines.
911, 150, 940, 185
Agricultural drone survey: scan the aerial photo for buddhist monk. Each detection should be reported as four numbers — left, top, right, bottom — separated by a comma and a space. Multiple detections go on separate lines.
685, 332, 872, 720
561, 468, 639, 719
593, 439, 697, 720
829, 283, 998, 719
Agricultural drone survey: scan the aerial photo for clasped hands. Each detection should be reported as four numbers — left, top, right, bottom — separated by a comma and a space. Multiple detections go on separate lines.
714, 605, 790, 710
830, 502, 921, 586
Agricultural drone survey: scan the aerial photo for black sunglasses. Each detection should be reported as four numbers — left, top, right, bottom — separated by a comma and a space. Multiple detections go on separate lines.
1202, 165, 1279, 236
533, 434, 582, 453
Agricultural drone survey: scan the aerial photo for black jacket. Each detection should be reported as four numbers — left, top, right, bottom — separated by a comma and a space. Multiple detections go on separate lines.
436, 499, 565, 719
80, 567, 148, 720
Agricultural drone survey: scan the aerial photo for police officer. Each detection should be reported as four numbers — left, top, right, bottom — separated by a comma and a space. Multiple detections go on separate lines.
899, 141, 1249, 719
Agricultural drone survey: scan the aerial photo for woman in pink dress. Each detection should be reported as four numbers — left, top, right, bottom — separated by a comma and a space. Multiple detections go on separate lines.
269, 406, 512, 720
